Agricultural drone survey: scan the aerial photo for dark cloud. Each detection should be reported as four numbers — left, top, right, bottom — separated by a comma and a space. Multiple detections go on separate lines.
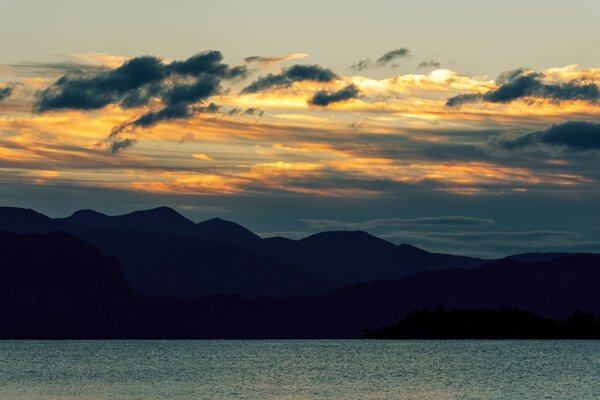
242, 64, 338, 93
0, 84, 15, 102
309, 84, 359, 107
36, 56, 166, 112
35, 51, 248, 152
244, 54, 307, 64
109, 138, 136, 154
350, 59, 374, 72
36, 50, 245, 117
350, 48, 411, 71
244, 107, 264, 116
445, 93, 483, 107
486, 120, 600, 154
302, 215, 495, 230
417, 60, 441, 69
376, 48, 411, 66
245, 56, 276, 64
227, 107, 264, 117
447, 69, 600, 106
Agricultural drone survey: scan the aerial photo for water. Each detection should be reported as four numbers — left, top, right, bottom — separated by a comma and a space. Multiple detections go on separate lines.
0, 340, 599, 399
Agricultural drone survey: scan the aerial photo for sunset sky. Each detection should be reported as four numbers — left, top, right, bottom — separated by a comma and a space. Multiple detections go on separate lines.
2, 0, 600, 257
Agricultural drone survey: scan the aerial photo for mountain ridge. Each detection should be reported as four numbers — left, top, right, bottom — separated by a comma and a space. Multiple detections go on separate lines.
2, 206, 592, 300
1, 229, 600, 339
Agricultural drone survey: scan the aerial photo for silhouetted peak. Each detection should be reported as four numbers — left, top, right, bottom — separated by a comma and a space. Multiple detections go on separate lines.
200, 217, 228, 224
70, 209, 107, 218
0, 206, 49, 219
196, 217, 260, 243
301, 230, 395, 248
67, 209, 110, 223
118, 206, 194, 226
123, 206, 187, 219
0, 207, 56, 233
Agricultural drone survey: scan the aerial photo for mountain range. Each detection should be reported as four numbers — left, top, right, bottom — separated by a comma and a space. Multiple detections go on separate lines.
0, 206, 489, 298
1, 229, 599, 339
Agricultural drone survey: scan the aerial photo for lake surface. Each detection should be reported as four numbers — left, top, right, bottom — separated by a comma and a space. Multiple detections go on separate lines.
1, 340, 599, 399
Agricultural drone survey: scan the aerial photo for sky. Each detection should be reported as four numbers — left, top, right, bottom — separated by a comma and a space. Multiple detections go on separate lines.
1, 0, 600, 257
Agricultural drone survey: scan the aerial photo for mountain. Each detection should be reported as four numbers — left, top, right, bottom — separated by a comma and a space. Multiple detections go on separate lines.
1, 231, 599, 339
257, 230, 485, 286
502, 252, 578, 263
1, 207, 330, 298
0, 231, 140, 338
0, 207, 58, 234
195, 217, 261, 247
60, 207, 262, 246
11, 206, 596, 300
58, 206, 197, 235
65, 227, 331, 298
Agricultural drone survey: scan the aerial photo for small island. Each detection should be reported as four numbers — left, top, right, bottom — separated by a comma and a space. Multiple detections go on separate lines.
366, 308, 600, 339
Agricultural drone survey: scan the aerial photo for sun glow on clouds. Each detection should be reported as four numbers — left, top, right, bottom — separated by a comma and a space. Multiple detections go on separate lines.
1, 54, 600, 201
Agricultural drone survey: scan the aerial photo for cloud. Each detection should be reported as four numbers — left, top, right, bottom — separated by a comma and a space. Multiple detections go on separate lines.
350, 48, 411, 71
486, 120, 600, 154
244, 53, 308, 64
228, 107, 264, 117
379, 229, 599, 258
447, 68, 600, 106
0, 62, 106, 78
241, 64, 337, 93
0, 84, 15, 102
445, 93, 483, 107
36, 51, 246, 121
349, 59, 373, 72
109, 138, 136, 154
376, 48, 411, 66
417, 60, 441, 69
309, 84, 359, 107
34, 51, 249, 151
302, 215, 495, 230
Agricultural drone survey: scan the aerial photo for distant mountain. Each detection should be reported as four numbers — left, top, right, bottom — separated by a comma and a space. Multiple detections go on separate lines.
65, 227, 331, 298
1, 230, 599, 339
257, 230, 485, 286
195, 217, 261, 247
0, 207, 58, 234
502, 252, 579, 263
58, 206, 198, 235
4, 206, 595, 300
1, 207, 330, 298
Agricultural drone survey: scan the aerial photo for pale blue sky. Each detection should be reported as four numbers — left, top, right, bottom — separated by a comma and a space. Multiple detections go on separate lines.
2, 0, 600, 77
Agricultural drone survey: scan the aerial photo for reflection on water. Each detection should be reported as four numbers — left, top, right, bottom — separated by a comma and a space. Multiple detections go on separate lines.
1, 340, 599, 399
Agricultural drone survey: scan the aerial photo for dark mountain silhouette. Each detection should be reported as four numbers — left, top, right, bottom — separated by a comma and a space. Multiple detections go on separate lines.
195, 217, 261, 247
503, 252, 577, 263
1, 207, 331, 298
60, 207, 262, 246
365, 308, 600, 339
65, 227, 331, 298
257, 230, 485, 286
2, 229, 599, 339
0, 207, 58, 233
58, 206, 197, 235
3, 206, 598, 303
0, 231, 141, 338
